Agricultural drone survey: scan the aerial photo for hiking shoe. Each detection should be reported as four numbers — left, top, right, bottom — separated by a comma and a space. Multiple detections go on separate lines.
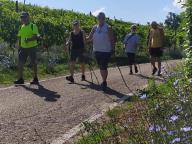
157, 71, 162, 76
30, 78, 39, 85
152, 67, 157, 75
129, 70, 133, 75
101, 81, 107, 92
135, 66, 138, 74
81, 75, 86, 81
14, 78, 24, 85
66, 76, 74, 83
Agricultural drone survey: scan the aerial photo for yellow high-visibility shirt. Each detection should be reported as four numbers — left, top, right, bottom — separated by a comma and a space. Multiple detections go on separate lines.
18, 23, 39, 48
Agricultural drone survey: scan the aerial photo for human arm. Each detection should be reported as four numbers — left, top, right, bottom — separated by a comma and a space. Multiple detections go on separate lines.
147, 29, 151, 50
65, 32, 72, 52
108, 26, 116, 51
87, 26, 96, 42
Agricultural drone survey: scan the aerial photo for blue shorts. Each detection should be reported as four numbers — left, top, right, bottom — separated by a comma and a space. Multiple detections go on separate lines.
94, 52, 111, 70
127, 53, 136, 65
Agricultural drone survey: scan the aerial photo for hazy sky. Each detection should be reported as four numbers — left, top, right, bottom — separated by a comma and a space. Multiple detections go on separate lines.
17, 0, 184, 24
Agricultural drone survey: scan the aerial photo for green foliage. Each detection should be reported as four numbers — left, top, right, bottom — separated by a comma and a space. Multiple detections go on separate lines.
0, 0, 148, 50
76, 122, 121, 144
165, 12, 181, 31
164, 12, 185, 50
183, 0, 192, 77
184, 47, 192, 77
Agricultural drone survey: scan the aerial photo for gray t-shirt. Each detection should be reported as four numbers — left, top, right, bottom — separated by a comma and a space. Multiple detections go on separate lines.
93, 23, 112, 53
123, 33, 140, 53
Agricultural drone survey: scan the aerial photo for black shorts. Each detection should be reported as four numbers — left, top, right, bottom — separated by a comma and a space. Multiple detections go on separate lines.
19, 48, 37, 65
70, 49, 85, 63
149, 48, 163, 58
127, 53, 136, 65
94, 52, 111, 70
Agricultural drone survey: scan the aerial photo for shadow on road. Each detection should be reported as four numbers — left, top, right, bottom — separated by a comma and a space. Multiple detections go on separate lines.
75, 80, 126, 99
136, 74, 165, 82
21, 85, 61, 102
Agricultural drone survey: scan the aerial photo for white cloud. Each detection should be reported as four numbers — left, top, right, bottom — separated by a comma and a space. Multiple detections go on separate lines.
163, 0, 185, 13
173, 0, 185, 9
163, 7, 173, 12
92, 7, 106, 16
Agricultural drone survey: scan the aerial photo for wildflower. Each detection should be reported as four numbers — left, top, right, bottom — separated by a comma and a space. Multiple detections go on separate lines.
173, 79, 179, 88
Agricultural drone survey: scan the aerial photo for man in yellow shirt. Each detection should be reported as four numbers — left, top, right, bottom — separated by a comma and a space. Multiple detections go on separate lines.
14, 12, 40, 85
148, 21, 165, 76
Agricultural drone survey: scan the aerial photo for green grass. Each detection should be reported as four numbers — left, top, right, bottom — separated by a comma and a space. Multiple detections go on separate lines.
76, 122, 122, 144
0, 64, 70, 86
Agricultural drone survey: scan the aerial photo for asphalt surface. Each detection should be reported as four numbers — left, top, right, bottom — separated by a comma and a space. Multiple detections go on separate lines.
0, 60, 179, 144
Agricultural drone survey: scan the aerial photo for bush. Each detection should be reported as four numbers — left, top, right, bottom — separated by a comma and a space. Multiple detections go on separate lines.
164, 48, 184, 60
184, 47, 192, 78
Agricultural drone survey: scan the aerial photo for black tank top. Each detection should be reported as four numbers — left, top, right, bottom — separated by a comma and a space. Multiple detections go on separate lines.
71, 30, 85, 50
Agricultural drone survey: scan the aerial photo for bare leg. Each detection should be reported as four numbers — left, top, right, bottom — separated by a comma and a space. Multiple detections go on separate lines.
100, 69, 108, 82
151, 56, 158, 75
134, 63, 138, 73
69, 61, 75, 77
81, 63, 85, 76
66, 61, 75, 83
157, 58, 161, 74
129, 65, 133, 74
150, 56, 156, 69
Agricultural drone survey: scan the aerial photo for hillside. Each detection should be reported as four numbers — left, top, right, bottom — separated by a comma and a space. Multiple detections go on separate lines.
0, 0, 149, 50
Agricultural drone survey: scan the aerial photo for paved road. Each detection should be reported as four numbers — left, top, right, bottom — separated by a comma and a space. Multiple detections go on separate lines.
0, 60, 179, 144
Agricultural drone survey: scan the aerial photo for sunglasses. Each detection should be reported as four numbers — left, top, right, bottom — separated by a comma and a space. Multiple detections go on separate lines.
20, 16, 28, 19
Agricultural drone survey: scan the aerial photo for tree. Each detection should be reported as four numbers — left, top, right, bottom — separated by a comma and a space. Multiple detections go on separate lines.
165, 12, 181, 50
16, 0, 18, 12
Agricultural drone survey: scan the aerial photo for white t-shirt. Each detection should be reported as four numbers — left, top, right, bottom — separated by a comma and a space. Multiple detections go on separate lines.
93, 23, 112, 53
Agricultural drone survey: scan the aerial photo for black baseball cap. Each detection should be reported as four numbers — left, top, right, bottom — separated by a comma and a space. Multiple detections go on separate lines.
20, 12, 29, 18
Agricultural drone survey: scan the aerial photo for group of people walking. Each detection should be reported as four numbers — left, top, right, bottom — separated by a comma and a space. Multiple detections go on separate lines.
14, 11, 165, 92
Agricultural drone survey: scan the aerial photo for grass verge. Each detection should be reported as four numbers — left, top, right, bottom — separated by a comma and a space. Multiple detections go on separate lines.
74, 63, 192, 144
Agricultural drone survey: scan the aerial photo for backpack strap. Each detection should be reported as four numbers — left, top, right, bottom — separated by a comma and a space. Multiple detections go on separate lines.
31, 23, 34, 31
92, 25, 97, 33
30, 23, 34, 31
125, 33, 135, 44
19, 23, 34, 31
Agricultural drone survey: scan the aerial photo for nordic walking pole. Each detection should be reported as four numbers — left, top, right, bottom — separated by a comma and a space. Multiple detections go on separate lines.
116, 64, 137, 96
88, 62, 99, 85
136, 52, 142, 74
86, 46, 100, 85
